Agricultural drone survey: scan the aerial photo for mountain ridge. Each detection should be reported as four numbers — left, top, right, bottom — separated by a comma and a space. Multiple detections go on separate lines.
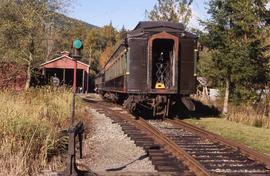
55, 13, 99, 29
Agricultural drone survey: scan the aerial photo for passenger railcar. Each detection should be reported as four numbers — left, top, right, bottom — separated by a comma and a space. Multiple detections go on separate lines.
95, 21, 198, 117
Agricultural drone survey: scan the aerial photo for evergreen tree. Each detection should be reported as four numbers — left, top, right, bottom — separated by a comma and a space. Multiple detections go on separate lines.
120, 25, 127, 40
201, 0, 269, 114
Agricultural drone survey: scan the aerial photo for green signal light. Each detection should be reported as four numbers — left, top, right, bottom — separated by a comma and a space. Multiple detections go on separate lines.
73, 39, 83, 49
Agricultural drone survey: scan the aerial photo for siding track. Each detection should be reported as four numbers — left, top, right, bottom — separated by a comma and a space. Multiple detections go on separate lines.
149, 119, 270, 176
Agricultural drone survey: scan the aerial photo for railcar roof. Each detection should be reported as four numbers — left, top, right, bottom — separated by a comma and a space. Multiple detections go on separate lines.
133, 21, 185, 31
99, 21, 194, 75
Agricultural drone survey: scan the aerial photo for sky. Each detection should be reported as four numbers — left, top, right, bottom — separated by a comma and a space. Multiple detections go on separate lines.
66, 0, 210, 30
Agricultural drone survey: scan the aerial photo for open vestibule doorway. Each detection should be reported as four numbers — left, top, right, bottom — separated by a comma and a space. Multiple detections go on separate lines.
148, 32, 179, 91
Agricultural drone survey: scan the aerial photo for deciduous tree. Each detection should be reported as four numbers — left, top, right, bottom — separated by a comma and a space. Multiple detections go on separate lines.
99, 42, 115, 67
84, 23, 120, 73
148, 0, 193, 27
0, 0, 70, 90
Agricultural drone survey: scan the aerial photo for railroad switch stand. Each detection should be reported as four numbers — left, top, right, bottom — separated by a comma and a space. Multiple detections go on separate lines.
60, 121, 85, 176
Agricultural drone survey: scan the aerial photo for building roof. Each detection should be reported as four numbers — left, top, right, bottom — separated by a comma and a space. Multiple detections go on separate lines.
40, 52, 90, 73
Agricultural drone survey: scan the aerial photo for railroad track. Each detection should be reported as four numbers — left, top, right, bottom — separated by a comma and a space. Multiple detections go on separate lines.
84, 97, 270, 176
149, 119, 270, 176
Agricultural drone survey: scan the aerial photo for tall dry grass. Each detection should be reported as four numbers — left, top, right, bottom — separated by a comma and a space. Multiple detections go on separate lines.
228, 105, 270, 128
193, 96, 270, 129
0, 87, 85, 175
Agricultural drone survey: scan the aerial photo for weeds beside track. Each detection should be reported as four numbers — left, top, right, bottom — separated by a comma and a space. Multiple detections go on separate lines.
0, 87, 85, 175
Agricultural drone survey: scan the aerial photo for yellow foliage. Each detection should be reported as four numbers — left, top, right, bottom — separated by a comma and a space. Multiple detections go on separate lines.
99, 42, 115, 68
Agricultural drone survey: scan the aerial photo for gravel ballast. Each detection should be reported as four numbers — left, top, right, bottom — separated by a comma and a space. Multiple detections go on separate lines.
83, 107, 157, 174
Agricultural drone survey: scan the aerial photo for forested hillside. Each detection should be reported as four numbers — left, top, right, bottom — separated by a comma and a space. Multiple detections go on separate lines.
0, 0, 123, 90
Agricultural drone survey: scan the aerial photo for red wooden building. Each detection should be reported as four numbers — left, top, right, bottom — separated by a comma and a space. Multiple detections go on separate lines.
40, 51, 90, 93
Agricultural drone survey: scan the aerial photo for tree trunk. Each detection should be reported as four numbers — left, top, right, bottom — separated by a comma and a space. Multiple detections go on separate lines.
45, 22, 54, 61
223, 78, 230, 115
24, 55, 32, 90
265, 85, 269, 117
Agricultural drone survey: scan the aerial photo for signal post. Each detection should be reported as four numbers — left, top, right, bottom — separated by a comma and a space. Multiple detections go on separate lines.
61, 39, 85, 176
71, 39, 83, 125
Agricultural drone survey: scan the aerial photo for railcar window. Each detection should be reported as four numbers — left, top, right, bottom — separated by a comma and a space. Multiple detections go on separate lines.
104, 50, 129, 82
118, 58, 120, 76
115, 60, 117, 77
121, 55, 124, 74
113, 62, 115, 78
116, 57, 118, 75
126, 48, 130, 74
119, 58, 121, 76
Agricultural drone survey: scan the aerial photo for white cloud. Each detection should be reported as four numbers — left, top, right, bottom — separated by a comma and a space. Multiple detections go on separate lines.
188, 6, 202, 30
188, 1, 209, 30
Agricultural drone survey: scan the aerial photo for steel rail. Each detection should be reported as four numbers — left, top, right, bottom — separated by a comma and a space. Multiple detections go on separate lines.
167, 119, 270, 169
129, 117, 212, 176
83, 98, 211, 175
83, 96, 270, 175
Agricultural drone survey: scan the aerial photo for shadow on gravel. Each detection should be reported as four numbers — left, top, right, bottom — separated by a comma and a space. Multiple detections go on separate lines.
57, 170, 97, 176
106, 154, 149, 172
82, 98, 98, 104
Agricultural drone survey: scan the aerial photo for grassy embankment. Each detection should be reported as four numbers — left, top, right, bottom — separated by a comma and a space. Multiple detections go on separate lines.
0, 87, 87, 175
185, 98, 270, 155
184, 117, 270, 155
